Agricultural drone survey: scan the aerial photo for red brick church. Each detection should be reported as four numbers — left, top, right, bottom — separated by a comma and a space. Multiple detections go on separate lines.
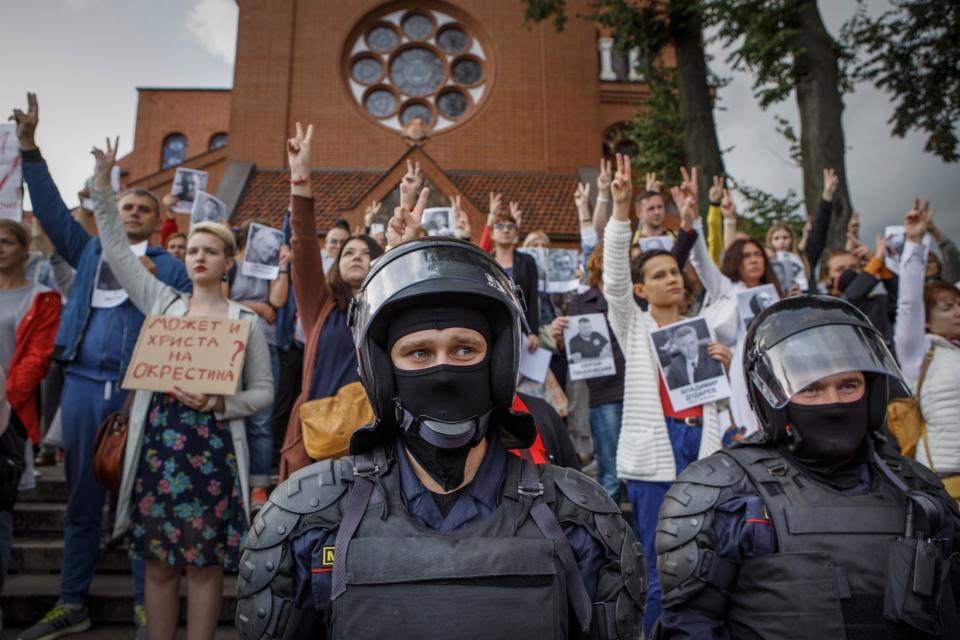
117, 0, 662, 242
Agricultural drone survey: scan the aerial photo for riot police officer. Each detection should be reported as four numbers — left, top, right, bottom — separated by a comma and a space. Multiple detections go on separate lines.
655, 295, 960, 639
235, 237, 645, 640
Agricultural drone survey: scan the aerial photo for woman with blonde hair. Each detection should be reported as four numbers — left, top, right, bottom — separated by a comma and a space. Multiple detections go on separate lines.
90, 139, 272, 640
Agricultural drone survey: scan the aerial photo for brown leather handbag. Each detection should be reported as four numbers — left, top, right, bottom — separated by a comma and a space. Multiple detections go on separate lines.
93, 391, 134, 492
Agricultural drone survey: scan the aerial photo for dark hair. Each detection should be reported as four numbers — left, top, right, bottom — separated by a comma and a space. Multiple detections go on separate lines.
721, 238, 783, 296
923, 281, 960, 325
333, 218, 350, 231
235, 218, 269, 251
328, 234, 384, 310
630, 249, 676, 284
636, 190, 662, 205
165, 232, 187, 247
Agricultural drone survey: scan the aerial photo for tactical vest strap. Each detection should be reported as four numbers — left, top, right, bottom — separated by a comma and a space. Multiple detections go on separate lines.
520, 459, 592, 634
331, 457, 378, 599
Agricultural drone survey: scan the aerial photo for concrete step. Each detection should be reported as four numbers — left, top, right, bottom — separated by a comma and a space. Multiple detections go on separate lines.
0, 574, 237, 626
9, 538, 130, 574
13, 503, 110, 536
18, 465, 69, 503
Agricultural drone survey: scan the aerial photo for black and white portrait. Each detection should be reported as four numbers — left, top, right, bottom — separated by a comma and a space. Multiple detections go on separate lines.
241, 223, 284, 280
638, 235, 674, 254
650, 317, 731, 410
563, 313, 616, 381
882, 224, 931, 274
770, 259, 791, 293
190, 191, 227, 226
776, 251, 808, 292
421, 207, 455, 237
736, 284, 780, 331
91, 240, 148, 308
171, 168, 208, 214
545, 249, 580, 293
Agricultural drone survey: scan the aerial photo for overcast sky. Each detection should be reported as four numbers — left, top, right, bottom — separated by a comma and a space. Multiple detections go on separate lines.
3, 0, 957, 245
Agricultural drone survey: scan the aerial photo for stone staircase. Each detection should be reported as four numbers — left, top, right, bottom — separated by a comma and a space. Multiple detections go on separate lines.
0, 464, 237, 637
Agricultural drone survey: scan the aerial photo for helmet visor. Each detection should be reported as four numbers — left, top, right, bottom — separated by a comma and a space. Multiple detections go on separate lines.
351, 243, 524, 345
749, 323, 904, 409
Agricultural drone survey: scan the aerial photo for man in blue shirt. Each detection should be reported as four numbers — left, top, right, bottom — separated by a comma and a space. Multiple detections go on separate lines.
11, 94, 191, 640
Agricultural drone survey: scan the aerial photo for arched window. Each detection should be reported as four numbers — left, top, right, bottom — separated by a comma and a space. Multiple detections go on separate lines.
209, 132, 229, 151
161, 133, 188, 170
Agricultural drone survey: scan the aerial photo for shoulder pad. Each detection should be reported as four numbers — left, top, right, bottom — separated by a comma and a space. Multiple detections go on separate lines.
269, 457, 352, 515
675, 453, 745, 488
655, 502, 710, 554
237, 544, 284, 597
244, 501, 302, 550
552, 465, 621, 514
658, 539, 705, 604
236, 585, 273, 640
659, 481, 722, 520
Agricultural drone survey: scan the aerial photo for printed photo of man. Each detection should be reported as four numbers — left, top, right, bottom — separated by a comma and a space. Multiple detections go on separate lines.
665, 325, 723, 390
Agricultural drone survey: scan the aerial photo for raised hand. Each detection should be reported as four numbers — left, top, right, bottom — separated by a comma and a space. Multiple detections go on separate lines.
287, 121, 314, 179
708, 175, 724, 205
679, 166, 699, 200
162, 193, 178, 220
488, 191, 502, 226
645, 172, 661, 194
597, 158, 612, 194
822, 168, 839, 202
904, 197, 931, 243
9, 92, 39, 150
847, 211, 861, 239
90, 136, 120, 191
364, 200, 382, 228
873, 232, 887, 261
610, 153, 633, 221
574, 182, 590, 211
720, 188, 736, 220
509, 201, 523, 229
401, 160, 423, 210
452, 195, 470, 239
670, 185, 696, 230
388, 186, 431, 246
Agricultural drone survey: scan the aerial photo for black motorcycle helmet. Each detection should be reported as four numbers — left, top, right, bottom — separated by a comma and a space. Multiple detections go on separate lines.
346, 237, 536, 454
743, 295, 906, 442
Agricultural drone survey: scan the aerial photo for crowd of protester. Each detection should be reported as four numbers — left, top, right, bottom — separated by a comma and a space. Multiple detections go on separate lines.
2, 94, 959, 639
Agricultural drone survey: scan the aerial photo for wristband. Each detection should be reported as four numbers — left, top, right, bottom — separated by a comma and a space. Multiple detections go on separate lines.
288, 175, 309, 185
596, 196, 609, 204
723, 218, 736, 225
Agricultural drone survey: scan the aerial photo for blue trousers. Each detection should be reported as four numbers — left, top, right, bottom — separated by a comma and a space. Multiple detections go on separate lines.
626, 417, 702, 638
246, 344, 279, 485
59, 374, 144, 605
588, 401, 622, 501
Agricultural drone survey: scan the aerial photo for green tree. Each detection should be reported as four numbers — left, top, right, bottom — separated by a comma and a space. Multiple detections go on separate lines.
845, 0, 960, 162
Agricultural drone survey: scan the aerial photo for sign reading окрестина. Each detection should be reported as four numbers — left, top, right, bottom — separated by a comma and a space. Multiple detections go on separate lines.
121, 315, 251, 396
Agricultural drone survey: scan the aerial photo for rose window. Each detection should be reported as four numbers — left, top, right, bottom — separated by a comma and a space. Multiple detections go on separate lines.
345, 6, 491, 133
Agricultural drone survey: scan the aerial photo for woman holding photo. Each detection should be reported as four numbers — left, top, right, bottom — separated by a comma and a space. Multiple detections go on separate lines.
90, 139, 273, 640
602, 154, 732, 638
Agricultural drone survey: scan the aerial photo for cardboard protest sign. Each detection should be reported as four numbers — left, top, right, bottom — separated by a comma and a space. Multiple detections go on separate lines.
736, 284, 779, 331
650, 317, 731, 411
564, 313, 616, 381
190, 191, 228, 227
171, 168, 208, 214
422, 207, 456, 237
122, 315, 251, 396
241, 223, 284, 280
882, 225, 932, 274
0, 125, 23, 221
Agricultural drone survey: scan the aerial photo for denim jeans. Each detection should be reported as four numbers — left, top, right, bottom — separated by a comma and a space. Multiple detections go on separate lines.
626, 416, 702, 638
246, 344, 280, 486
59, 374, 145, 605
588, 401, 622, 501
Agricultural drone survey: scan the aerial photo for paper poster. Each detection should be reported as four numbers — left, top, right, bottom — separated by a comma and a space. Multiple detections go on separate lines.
0, 125, 23, 222
519, 346, 552, 384
638, 235, 674, 253
122, 315, 251, 396
770, 259, 793, 293
736, 284, 780, 331
81, 166, 121, 211
91, 240, 148, 308
190, 191, 227, 227
650, 317, 731, 411
775, 251, 808, 292
421, 206, 456, 237
563, 313, 616, 381
171, 168, 208, 214
241, 223, 284, 280
370, 222, 385, 236
882, 225, 932, 274
518, 247, 548, 291
546, 249, 580, 293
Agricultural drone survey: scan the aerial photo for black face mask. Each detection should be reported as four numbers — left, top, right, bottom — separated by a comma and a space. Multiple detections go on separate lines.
395, 360, 494, 491
784, 396, 869, 481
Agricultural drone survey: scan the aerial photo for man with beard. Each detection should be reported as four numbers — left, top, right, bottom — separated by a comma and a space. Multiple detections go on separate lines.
235, 238, 644, 640
655, 296, 960, 639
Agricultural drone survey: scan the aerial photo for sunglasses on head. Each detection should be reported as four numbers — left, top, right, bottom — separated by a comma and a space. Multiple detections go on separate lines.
495, 223, 517, 231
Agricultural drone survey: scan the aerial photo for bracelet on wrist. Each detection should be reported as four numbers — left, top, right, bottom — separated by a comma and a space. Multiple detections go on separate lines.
709, 200, 721, 207
288, 175, 309, 185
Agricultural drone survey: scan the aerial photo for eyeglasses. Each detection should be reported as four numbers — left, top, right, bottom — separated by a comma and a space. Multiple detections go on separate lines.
494, 223, 517, 231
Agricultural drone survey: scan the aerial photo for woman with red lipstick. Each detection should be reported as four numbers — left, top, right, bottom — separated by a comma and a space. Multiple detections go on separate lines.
602, 154, 732, 637
89, 138, 273, 640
